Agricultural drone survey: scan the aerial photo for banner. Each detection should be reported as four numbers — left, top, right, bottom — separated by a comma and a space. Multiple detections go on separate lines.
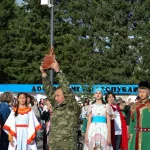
0, 84, 138, 95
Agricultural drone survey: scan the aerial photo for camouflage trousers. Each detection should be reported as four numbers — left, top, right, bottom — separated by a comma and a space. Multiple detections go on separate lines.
49, 138, 77, 150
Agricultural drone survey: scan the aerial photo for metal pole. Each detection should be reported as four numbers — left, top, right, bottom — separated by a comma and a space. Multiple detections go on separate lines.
50, 0, 54, 86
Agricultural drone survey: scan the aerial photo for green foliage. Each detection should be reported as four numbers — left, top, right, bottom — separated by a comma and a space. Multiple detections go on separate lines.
130, 0, 150, 81
0, 0, 150, 84
54, 0, 138, 84
0, 0, 16, 83
0, 0, 50, 83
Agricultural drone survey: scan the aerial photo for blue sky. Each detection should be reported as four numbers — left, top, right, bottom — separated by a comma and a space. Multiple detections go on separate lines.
16, 0, 22, 4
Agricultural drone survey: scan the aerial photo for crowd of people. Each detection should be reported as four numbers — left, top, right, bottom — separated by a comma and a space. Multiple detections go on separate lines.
80, 83, 150, 150
0, 57, 150, 150
0, 92, 53, 150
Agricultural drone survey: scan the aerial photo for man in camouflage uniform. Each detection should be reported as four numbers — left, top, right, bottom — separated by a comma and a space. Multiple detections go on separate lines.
40, 60, 80, 150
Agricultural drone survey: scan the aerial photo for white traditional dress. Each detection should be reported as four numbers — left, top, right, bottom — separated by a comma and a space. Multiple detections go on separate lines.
86, 103, 113, 150
3, 107, 41, 150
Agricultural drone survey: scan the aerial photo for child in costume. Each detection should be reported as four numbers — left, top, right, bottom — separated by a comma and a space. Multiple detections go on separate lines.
3, 92, 41, 150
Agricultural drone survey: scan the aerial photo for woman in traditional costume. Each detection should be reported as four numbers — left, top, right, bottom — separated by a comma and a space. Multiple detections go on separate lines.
105, 92, 128, 150
85, 87, 112, 150
3, 92, 41, 150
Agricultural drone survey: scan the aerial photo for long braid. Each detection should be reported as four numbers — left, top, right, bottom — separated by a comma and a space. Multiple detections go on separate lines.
15, 102, 19, 116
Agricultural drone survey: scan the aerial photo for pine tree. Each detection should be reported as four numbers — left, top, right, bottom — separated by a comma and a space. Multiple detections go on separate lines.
0, 0, 17, 83
54, 0, 138, 84
1, 0, 149, 84
129, 0, 150, 82
0, 0, 50, 83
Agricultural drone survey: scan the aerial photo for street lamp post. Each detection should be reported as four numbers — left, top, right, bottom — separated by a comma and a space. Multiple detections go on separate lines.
41, 0, 54, 86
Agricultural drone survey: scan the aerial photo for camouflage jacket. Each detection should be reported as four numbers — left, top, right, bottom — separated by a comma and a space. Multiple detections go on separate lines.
42, 72, 81, 150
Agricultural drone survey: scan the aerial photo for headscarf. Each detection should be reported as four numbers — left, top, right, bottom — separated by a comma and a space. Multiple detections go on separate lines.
93, 87, 104, 95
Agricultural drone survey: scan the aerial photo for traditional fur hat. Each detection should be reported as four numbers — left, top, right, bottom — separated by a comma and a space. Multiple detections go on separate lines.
138, 81, 150, 90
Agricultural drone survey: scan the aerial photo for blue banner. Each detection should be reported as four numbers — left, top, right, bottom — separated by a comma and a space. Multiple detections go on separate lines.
0, 84, 138, 95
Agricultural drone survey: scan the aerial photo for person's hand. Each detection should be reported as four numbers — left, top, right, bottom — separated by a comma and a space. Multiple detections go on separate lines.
30, 140, 34, 144
129, 134, 132, 141
45, 101, 52, 111
50, 59, 60, 72
40, 63, 47, 77
85, 134, 89, 146
107, 136, 111, 145
40, 63, 45, 73
10, 140, 15, 147
47, 105, 52, 111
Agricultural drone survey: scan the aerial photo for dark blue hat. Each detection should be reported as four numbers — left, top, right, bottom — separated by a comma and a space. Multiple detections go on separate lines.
138, 81, 150, 90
